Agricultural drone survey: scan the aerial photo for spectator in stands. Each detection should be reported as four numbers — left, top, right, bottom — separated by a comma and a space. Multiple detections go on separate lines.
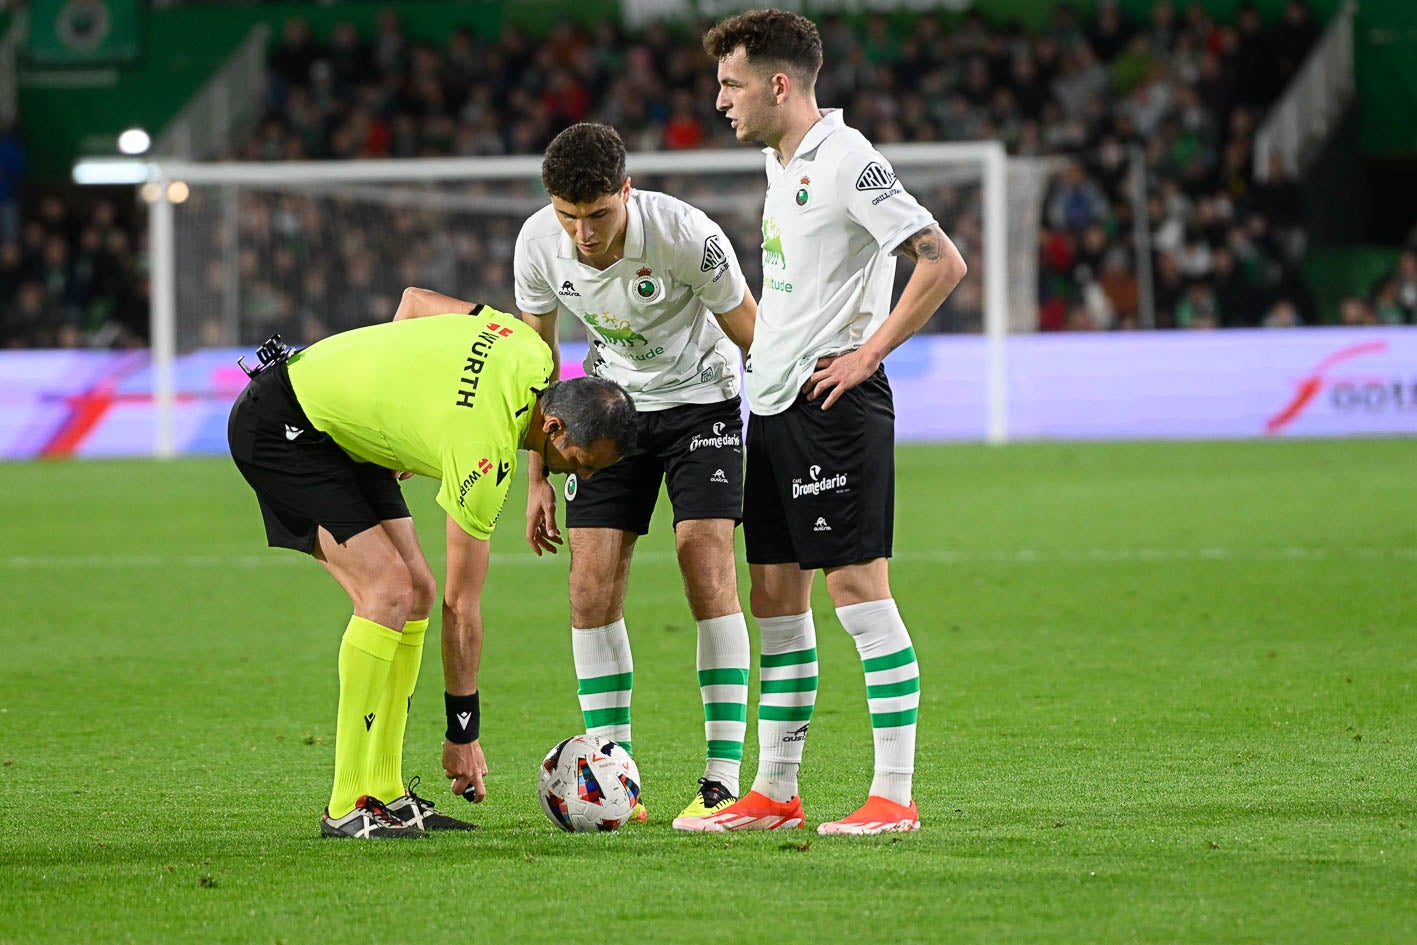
1386, 250, 1417, 323
1176, 282, 1220, 329
1275, 0, 1320, 89
1370, 278, 1406, 326
0, 120, 24, 247
1262, 299, 1301, 328
12, 2, 1342, 347
1048, 161, 1111, 232
1337, 295, 1376, 326
268, 17, 322, 106
2, 280, 50, 348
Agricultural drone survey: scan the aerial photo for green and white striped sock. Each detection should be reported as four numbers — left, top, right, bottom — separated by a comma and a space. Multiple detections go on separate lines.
837, 599, 919, 806
750, 612, 817, 803
572, 619, 633, 754
696, 613, 749, 795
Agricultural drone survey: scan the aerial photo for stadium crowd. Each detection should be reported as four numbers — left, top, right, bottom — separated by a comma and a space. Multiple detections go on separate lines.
6, 0, 1413, 349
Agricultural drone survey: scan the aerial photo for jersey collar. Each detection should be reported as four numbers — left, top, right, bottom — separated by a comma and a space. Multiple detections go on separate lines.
554, 193, 647, 263
763, 108, 845, 167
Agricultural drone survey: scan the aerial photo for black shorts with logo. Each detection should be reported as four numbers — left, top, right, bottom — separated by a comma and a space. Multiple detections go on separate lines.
227, 361, 410, 554
743, 368, 895, 571
564, 396, 743, 535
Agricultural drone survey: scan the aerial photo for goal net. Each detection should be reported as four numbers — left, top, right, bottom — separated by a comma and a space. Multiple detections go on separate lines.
161, 145, 1052, 348
93, 143, 1055, 452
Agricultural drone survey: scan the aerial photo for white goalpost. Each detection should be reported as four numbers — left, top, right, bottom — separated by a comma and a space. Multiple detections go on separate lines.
76, 141, 1050, 455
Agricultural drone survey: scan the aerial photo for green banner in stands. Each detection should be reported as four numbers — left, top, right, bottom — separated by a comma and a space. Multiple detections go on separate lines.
26, 0, 144, 66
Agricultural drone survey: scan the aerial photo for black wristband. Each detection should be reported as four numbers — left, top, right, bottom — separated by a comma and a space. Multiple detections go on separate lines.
444, 691, 480, 744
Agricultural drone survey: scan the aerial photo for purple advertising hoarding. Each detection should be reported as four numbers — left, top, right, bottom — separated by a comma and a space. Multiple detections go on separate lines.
2, 328, 1414, 460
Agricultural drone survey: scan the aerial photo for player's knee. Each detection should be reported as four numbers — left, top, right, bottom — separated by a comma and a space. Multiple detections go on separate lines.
685, 576, 741, 621
824, 563, 891, 607
408, 563, 438, 616
568, 571, 625, 628
749, 584, 798, 619
570, 600, 622, 629
354, 562, 416, 627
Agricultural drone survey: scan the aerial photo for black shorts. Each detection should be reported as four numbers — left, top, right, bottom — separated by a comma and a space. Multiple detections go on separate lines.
564, 396, 743, 535
227, 362, 410, 553
743, 368, 895, 571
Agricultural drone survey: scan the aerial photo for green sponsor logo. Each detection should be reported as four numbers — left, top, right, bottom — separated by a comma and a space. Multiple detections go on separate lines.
585, 312, 649, 347
762, 218, 786, 270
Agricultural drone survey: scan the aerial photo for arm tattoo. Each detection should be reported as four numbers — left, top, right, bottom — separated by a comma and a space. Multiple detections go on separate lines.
898, 224, 946, 263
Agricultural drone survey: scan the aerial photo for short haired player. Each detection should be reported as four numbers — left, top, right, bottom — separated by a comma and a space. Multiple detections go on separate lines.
679, 9, 968, 835
396, 123, 758, 823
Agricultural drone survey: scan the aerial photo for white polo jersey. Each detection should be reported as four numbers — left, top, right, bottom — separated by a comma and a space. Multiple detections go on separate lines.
749, 109, 937, 416
514, 189, 747, 412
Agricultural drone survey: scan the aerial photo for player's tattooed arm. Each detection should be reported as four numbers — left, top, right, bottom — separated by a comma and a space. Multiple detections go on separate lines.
895, 223, 948, 263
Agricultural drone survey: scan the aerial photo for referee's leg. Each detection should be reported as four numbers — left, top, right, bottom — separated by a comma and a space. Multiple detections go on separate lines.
313, 526, 416, 819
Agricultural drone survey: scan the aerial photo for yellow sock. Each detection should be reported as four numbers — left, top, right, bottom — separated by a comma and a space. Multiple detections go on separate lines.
328, 616, 401, 818
367, 617, 428, 801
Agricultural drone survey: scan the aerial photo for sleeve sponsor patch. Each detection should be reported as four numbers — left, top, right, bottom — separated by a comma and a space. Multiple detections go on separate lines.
855, 162, 897, 191
700, 234, 728, 272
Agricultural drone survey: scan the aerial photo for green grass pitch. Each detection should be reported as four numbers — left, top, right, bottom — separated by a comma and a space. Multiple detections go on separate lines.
1, 440, 1413, 944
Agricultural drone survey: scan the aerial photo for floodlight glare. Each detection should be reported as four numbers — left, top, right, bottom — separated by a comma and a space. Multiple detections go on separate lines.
117, 128, 151, 155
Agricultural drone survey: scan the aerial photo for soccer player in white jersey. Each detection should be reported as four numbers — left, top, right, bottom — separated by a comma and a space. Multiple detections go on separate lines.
676, 10, 968, 835
397, 122, 758, 822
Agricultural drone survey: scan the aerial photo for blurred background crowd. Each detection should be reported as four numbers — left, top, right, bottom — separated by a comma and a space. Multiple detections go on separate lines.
3, 0, 1417, 349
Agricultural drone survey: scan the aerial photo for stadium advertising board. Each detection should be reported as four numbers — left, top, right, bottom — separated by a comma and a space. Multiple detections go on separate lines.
2, 328, 1414, 459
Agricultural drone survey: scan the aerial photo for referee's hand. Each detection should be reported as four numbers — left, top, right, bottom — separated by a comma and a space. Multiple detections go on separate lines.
443, 739, 488, 803
525, 478, 563, 556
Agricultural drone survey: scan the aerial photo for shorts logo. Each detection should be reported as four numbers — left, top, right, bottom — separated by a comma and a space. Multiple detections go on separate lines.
814, 517, 831, 532
855, 162, 897, 191
782, 723, 810, 742
710, 469, 729, 484
631, 267, 665, 304
700, 235, 728, 273
284, 424, 304, 440
559, 280, 580, 297
792, 465, 847, 499
564, 474, 578, 502
688, 424, 742, 451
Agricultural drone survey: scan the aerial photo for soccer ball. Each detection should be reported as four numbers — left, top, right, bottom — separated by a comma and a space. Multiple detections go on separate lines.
536, 735, 641, 832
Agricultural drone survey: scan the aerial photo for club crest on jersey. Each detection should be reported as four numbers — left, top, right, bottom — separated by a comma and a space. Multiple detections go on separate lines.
631, 267, 664, 304
700, 235, 728, 272
795, 176, 812, 208
855, 162, 897, 191
565, 474, 578, 502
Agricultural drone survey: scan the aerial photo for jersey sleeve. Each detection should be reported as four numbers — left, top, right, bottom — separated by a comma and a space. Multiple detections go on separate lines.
673, 210, 748, 315
513, 219, 558, 315
437, 445, 517, 540
842, 150, 937, 255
